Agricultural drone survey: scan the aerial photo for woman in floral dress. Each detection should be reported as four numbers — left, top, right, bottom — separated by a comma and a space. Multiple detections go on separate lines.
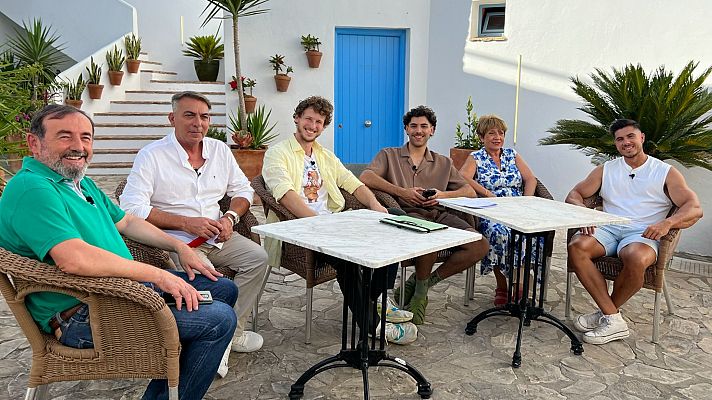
459, 115, 538, 306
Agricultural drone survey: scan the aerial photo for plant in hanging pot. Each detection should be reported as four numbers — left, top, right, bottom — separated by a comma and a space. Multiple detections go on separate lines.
230, 75, 257, 113
300, 34, 322, 68
269, 54, 293, 92
105, 44, 125, 86
62, 74, 87, 109
450, 96, 481, 170
85, 57, 103, 99
183, 32, 224, 82
228, 105, 278, 180
124, 33, 142, 73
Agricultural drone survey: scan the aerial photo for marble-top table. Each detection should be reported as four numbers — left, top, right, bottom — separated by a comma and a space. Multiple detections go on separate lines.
439, 196, 630, 368
252, 209, 481, 400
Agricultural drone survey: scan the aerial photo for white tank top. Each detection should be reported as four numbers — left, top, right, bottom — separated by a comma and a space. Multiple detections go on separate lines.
600, 156, 672, 228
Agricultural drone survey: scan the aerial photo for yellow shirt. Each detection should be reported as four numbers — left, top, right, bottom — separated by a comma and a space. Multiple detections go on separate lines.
261, 134, 364, 266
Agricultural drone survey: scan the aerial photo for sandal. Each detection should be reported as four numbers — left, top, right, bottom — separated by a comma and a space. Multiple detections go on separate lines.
494, 288, 508, 307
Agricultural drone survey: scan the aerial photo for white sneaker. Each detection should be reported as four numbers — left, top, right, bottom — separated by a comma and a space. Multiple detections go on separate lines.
231, 331, 264, 352
574, 309, 604, 333
217, 341, 231, 378
376, 297, 414, 323
583, 312, 630, 345
376, 322, 418, 345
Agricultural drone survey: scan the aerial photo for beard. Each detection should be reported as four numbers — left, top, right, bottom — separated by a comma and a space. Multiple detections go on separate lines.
37, 146, 90, 181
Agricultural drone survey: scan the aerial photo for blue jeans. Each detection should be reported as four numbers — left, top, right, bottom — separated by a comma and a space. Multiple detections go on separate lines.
57, 271, 237, 400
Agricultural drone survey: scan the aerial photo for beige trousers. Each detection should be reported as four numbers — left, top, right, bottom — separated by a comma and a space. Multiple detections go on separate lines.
171, 234, 268, 336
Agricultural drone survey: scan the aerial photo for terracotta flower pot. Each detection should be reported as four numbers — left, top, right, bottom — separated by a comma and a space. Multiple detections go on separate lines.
126, 59, 141, 73
65, 98, 83, 109
87, 83, 104, 100
305, 50, 322, 68
449, 147, 475, 171
230, 147, 267, 181
108, 70, 124, 86
274, 74, 291, 92
244, 95, 257, 113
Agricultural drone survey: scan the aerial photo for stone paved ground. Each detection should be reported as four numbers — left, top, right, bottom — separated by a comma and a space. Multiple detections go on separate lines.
0, 176, 710, 399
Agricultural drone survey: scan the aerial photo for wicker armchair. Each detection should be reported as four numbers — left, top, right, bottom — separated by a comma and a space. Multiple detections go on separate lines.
114, 178, 264, 330
251, 175, 369, 344
564, 193, 679, 343
0, 247, 180, 400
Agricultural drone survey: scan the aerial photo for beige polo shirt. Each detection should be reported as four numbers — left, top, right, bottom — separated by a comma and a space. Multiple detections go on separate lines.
365, 144, 468, 208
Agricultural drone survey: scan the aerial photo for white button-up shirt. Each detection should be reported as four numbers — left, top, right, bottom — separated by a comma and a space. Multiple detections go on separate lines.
119, 132, 254, 246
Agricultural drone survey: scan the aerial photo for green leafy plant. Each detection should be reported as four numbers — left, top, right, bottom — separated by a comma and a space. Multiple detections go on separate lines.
269, 54, 292, 75
300, 34, 322, 52
454, 96, 482, 149
63, 74, 87, 100
105, 45, 125, 71
202, 0, 270, 132
85, 57, 102, 84
182, 33, 225, 62
229, 105, 278, 149
539, 61, 712, 169
206, 126, 227, 142
0, 51, 15, 72
124, 33, 142, 60
7, 19, 66, 81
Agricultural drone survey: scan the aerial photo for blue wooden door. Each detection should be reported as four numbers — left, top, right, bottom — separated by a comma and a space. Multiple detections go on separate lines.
335, 28, 406, 163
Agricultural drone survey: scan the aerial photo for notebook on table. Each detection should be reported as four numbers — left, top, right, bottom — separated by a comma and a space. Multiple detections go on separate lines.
379, 215, 448, 233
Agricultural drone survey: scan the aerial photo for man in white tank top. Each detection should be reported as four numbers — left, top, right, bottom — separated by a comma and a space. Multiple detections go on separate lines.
566, 119, 702, 345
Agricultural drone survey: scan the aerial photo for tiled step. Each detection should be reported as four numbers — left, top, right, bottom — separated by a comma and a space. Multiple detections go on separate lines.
109, 100, 226, 113
140, 69, 177, 76
87, 162, 133, 176
93, 111, 226, 124
141, 60, 162, 66
124, 90, 226, 102
147, 80, 226, 92
93, 135, 164, 149
93, 148, 138, 163
94, 123, 226, 136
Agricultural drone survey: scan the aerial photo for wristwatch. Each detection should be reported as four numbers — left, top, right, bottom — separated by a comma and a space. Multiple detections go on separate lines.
224, 210, 240, 226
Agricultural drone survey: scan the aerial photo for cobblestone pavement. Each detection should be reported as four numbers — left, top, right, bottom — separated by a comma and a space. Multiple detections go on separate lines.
0, 176, 710, 399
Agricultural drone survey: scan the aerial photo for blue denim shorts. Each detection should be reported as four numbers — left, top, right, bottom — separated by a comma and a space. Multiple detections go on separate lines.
591, 224, 659, 257
56, 303, 94, 349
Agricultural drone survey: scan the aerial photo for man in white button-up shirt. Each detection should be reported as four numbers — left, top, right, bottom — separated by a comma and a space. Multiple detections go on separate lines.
120, 92, 269, 356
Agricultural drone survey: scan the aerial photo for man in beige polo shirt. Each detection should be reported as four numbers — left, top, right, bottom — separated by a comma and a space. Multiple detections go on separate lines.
360, 105, 489, 325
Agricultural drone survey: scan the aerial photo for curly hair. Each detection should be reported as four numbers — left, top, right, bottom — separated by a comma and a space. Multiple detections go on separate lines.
293, 96, 333, 126
402, 105, 437, 128
476, 114, 507, 138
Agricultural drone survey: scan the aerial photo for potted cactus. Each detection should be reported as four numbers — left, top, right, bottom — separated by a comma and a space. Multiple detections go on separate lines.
269, 54, 293, 92
105, 45, 125, 85
85, 57, 103, 99
63, 74, 87, 109
183, 33, 224, 82
301, 34, 322, 68
124, 33, 142, 73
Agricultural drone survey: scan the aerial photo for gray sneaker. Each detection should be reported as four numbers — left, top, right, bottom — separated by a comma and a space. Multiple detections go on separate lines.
573, 309, 604, 333
583, 312, 630, 345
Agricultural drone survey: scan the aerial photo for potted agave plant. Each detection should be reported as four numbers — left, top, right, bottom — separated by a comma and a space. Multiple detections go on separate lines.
85, 57, 103, 99
450, 96, 482, 169
106, 44, 125, 85
63, 74, 87, 109
229, 105, 278, 180
229, 75, 257, 113
301, 34, 322, 68
124, 33, 142, 73
269, 54, 293, 92
183, 32, 224, 82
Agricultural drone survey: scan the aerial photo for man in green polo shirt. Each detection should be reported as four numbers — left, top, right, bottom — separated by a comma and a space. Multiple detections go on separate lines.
0, 104, 238, 400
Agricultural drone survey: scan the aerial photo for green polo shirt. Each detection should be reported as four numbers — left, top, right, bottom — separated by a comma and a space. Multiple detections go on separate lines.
0, 157, 133, 333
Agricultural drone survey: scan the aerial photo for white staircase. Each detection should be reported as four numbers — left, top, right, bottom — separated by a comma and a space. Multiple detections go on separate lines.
89, 54, 228, 175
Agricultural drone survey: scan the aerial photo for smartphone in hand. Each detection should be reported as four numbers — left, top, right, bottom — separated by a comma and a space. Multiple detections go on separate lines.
422, 188, 436, 198
162, 290, 214, 305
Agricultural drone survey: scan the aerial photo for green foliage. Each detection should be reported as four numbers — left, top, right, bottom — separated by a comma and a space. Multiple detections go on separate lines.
0, 51, 15, 72
454, 96, 481, 149
0, 64, 44, 165
540, 61, 712, 169
200, 0, 270, 27
228, 105, 278, 149
63, 74, 87, 100
124, 33, 142, 60
85, 57, 102, 84
183, 33, 225, 62
105, 45, 125, 71
206, 126, 227, 142
7, 19, 66, 82
269, 54, 292, 75
300, 34, 321, 52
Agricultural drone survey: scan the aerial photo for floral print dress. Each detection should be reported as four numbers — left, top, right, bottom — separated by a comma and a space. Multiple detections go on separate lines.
471, 148, 535, 276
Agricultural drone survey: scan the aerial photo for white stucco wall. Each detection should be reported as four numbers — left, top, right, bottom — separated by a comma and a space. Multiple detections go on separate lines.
426, 0, 712, 255
222, 0, 431, 150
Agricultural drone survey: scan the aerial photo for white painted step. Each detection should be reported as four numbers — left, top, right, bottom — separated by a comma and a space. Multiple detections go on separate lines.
87, 166, 133, 175
94, 123, 227, 136
93, 111, 226, 124
109, 101, 226, 113
93, 135, 164, 149
125, 90, 226, 103
93, 149, 138, 163
146, 79, 226, 92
